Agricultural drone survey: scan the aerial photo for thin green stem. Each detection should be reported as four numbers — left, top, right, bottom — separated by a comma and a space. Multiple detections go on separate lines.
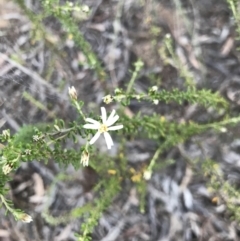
73, 100, 86, 120
126, 60, 144, 94
0, 195, 13, 213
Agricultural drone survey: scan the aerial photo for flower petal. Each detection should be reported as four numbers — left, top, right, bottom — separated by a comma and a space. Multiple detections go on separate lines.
89, 132, 101, 145
108, 125, 123, 131
106, 115, 119, 126
101, 107, 107, 123
106, 109, 116, 125
104, 132, 114, 149
85, 118, 100, 126
83, 124, 99, 130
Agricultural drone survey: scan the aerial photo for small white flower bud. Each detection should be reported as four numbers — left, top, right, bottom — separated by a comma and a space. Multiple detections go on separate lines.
143, 170, 152, 180
2, 130, 10, 138
165, 33, 171, 38
151, 86, 158, 92
19, 213, 33, 223
220, 127, 227, 133
82, 5, 90, 13
81, 150, 90, 166
135, 95, 141, 100
24, 149, 31, 155
68, 86, 77, 100
33, 135, 40, 142
114, 88, 122, 94
2, 163, 13, 175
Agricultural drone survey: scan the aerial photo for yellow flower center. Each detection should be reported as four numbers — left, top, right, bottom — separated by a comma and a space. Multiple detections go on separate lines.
99, 124, 108, 133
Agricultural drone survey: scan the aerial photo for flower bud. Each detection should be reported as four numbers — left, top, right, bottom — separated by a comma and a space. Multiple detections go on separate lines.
82, 5, 90, 13
68, 86, 77, 100
2, 163, 13, 175
33, 135, 40, 142
2, 129, 10, 139
81, 150, 90, 166
151, 86, 158, 92
114, 88, 122, 95
143, 170, 152, 180
19, 213, 33, 223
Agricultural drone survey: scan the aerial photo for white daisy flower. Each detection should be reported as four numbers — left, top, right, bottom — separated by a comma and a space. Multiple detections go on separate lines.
83, 107, 123, 149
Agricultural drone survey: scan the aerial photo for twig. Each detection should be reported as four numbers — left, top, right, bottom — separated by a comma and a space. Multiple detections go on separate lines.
0, 53, 67, 101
